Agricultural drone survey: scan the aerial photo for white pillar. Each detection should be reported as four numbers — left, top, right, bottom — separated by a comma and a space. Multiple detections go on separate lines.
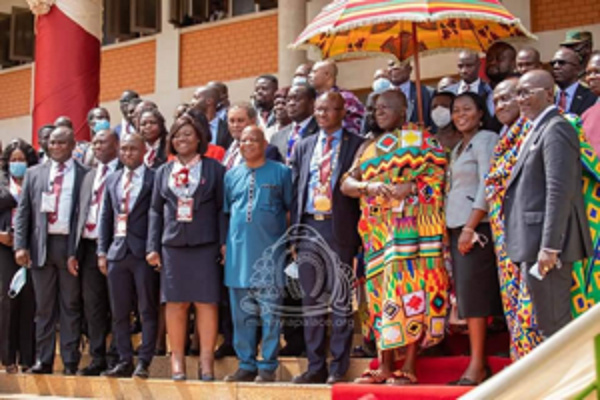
153, 0, 182, 115
277, 0, 307, 86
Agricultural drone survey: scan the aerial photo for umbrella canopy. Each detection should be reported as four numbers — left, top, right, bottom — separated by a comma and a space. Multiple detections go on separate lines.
291, 0, 535, 62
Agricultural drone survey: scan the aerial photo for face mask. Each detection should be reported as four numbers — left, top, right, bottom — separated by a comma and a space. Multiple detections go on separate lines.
93, 119, 111, 132
372, 78, 392, 93
9, 161, 27, 178
8, 267, 27, 298
292, 76, 308, 86
431, 106, 452, 128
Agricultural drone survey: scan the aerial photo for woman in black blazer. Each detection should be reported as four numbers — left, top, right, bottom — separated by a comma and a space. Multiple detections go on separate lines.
138, 108, 168, 169
0, 139, 38, 373
147, 114, 226, 381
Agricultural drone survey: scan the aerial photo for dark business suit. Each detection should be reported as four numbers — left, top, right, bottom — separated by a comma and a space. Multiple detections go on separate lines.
407, 81, 434, 128
504, 107, 593, 337
71, 166, 118, 367
147, 138, 168, 170
13, 160, 88, 368
566, 84, 598, 116
147, 158, 226, 303
98, 168, 159, 365
215, 118, 234, 150
0, 173, 34, 368
270, 117, 319, 161
290, 129, 363, 378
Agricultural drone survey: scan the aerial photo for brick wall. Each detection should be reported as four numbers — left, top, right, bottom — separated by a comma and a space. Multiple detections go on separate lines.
0, 67, 32, 120
100, 39, 156, 102
531, 0, 600, 32
180, 13, 278, 88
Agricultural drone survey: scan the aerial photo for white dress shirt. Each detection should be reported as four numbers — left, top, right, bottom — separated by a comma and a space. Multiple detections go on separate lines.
117, 164, 146, 213
47, 159, 75, 235
83, 158, 119, 239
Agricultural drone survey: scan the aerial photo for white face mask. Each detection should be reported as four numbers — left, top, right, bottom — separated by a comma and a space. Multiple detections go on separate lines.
431, 106, 452, 128
372, 77, 393, 93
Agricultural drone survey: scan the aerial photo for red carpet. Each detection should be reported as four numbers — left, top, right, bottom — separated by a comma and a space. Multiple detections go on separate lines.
332, 356, 512, 400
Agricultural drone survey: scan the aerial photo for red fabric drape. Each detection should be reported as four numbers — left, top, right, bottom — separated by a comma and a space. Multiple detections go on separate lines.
32, 6, 100, 146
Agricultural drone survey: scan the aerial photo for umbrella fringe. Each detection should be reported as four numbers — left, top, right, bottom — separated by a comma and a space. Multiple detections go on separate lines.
292, 14, 536, 48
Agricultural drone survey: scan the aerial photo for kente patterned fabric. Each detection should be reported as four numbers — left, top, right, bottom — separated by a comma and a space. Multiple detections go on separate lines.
485, 114, 600, 361
356, 124, 449, 350
291, 0, 535, 62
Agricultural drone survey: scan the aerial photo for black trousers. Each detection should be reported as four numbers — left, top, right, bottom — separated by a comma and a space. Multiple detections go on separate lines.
0, 244, 35, 367
107, 253, 159, 364
30, 235, 81, 367
298, 216, 355, 377
78, 239, 111, 365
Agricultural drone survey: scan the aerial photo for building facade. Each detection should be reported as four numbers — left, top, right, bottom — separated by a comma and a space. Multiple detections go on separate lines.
0, 0, 598, 142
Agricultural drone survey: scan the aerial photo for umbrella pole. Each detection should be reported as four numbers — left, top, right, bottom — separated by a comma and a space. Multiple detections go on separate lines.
411, 22, 424, 126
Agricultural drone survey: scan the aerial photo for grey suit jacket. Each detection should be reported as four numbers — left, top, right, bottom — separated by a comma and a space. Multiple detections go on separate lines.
445, 130, 498, 228
72, 168, 97, 255
13, 160, 88, 267
504, 108, 593, 263
270, 117, 319, 160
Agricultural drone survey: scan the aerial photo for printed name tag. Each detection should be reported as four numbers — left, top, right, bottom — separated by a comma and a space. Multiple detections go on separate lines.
116, 214, 127, 237
177, 198, 193, 222
40, 192, 57, 213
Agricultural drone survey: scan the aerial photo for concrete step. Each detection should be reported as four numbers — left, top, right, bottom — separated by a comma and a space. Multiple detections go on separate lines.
0, 373, 330, 400
53, 355, 373, 381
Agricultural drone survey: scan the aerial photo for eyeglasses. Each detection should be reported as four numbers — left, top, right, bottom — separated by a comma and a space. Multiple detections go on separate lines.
549, 59, 578, 67
516, 87, 547, 99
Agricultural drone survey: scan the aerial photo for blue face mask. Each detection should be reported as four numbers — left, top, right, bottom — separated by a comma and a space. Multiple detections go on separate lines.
9, 161, 27, 178
8, 267, 27, 298
372, 78, 393, 93
93, 119, 111, 132
292, 76, 308, 86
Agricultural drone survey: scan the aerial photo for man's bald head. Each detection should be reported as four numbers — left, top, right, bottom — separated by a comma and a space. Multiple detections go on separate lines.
54, 116, 73, 129
517, 70, 555, 120
486, 41, 517, 86
379, 89, 408, 110
310, 60, 338, 92
374, 90, 408, 131
457, 50, 481, 83
119, 132, 146, 170
516, 47, 541, 75
92, 129, 119, 164
551, 47, 582, 88
48, 126, 76, 163
240, 125, 267, 164
242, 125, 265, 142
315, 91, 346, 133
191, 85, 219, 114
493, 77, 520, 126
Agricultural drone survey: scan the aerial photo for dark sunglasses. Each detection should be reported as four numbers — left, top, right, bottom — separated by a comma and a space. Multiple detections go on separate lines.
549, 59, 578, 67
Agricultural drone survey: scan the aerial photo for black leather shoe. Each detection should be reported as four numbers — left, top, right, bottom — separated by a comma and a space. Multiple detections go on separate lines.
78, 362, 107, 376
63, 363, 79, 376
224, 368, 257, 382
292, 370, 328, 384
326, 374, 346, 385
255, 369, 276, 383
30, 361, 53, 375
172, 373, 186, 381
133, 361, 150, 379
214, 344, 236, 360
101, 362, 134, 378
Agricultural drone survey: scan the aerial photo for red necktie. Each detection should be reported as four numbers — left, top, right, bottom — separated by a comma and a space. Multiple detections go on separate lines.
48, 163, 65, 224
226, 142, 239, 171
122, 171, 134, 214
85, 165, 109, 232
558, 91, 567, 110
319, 135, 335, 197
146, 148, 156, 167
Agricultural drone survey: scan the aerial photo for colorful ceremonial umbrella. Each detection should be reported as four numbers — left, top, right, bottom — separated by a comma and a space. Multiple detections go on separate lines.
291, 0, 536, 124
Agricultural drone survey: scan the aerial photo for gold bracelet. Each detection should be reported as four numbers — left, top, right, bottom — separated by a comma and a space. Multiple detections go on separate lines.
462, 226, 475, 233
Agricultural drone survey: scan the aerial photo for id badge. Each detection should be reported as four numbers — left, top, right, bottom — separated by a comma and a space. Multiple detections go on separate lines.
40, 192, 57, 213
177, 198, 193, 222
116, 214, 127, 237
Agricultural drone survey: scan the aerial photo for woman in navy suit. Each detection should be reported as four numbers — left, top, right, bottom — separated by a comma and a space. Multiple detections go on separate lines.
147, 114, 226, 381
0, 139, 38, 373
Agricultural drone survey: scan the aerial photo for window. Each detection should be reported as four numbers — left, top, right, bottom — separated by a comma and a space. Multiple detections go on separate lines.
0, 13, 12, 68
104, 0, 161, 45
169, 0, 276, 28
9, 7, 34, 63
